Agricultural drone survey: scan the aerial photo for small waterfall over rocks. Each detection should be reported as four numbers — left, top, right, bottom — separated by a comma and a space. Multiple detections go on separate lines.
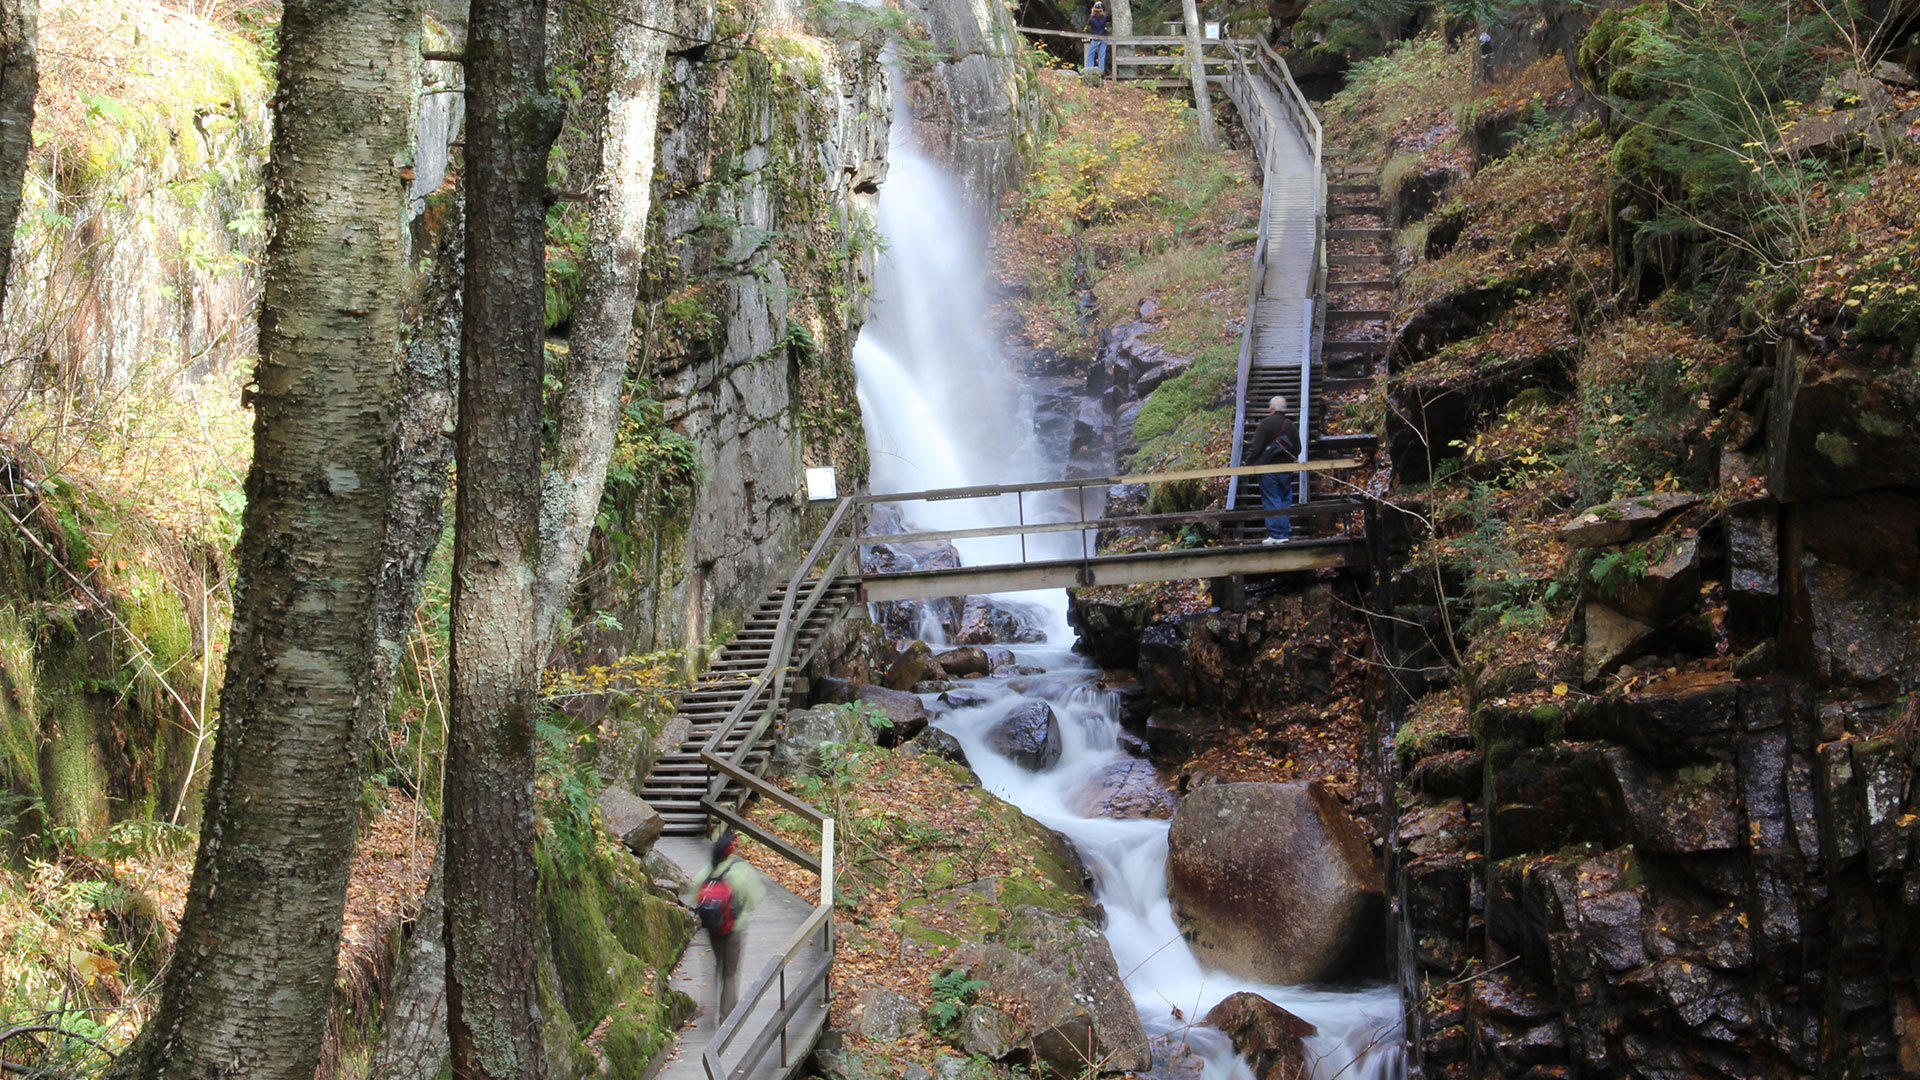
851, 85, 1405, 1080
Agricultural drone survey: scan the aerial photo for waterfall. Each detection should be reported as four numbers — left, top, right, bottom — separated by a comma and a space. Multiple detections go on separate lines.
851, 85, 1404, 1080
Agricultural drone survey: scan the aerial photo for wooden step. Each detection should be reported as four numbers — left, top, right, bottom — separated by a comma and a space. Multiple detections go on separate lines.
1328, 204, 1385, 218
1328, 228, 1391, 242
1326, 309, 1391, 321
1328, 279, 1392, 291
1328, 253, 1393, 267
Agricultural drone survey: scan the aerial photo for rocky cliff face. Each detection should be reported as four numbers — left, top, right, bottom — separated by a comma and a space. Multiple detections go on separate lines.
1358, 20, 1920, 1079
576, 4, 890, 657
902, 0, 1040, 215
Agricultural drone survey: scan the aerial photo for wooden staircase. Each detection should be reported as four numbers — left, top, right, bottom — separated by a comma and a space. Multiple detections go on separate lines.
1229, 156, 1389, 541
640, 577, 859, 834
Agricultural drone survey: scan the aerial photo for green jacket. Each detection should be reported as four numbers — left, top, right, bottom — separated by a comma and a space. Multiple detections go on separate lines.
684, 854, 766, 931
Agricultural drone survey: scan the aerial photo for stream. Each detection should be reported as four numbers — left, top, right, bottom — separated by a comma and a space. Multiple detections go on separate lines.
852, 101, 1406, 1080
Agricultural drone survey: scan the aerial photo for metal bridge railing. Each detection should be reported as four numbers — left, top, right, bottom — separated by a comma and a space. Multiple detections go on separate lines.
1221, 40, 1329, 519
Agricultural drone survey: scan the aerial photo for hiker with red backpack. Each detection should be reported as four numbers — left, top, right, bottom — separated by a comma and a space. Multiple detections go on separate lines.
685, 830, 765, 1021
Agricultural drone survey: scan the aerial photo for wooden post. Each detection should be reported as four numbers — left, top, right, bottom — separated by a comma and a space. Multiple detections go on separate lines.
1180, 0, 1216, 149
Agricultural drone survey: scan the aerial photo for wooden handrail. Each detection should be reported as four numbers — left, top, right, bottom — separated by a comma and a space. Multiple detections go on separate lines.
702, 820, 836, 1080
690, 498, 855, 1080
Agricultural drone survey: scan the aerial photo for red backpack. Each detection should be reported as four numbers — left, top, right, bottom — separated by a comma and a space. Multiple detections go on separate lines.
695, 870, 736, 935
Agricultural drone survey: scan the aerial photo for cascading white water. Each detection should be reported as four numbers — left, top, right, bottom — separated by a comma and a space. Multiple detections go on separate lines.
852, 84, 1404, 1080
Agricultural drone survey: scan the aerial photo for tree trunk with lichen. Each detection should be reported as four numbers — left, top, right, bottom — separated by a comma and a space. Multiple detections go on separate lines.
0, 0, 35, 317
1180, 0, 1216, 150
536, 0, 670, 650
103, 1, 422, 1077
444, 0, 562, 1075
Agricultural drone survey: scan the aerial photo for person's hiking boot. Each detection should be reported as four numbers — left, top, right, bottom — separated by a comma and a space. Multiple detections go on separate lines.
1262, 535, 1289, 545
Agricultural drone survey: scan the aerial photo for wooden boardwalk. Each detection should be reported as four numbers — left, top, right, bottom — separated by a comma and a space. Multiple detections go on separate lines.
653, 836, 829, 1080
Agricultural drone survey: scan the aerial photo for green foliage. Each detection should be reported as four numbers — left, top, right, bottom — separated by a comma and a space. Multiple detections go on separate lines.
1588, 543, 1651, 594
1131, 345, 1235, 445
1570, 317, 1721, 503
1581, 1, 1854, 273
925, 966, 989, 1036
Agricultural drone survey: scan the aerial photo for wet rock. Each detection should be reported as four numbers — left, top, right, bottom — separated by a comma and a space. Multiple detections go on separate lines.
1602, 748, 1739, 853
1067, 592, 1155, 668
1727, 500, 1780, 646
1142, 1033, 1207, 1080
772, 706, 874, 777
986, 701, 1063, 771
905, 726, 971, 769
1068, 757, 1176, 819
1202, 993, 1315, 1080
1571, 669, 1740, 759
1597, 533, 1701, 625
1769, 341, 1920, 501
932, 1054, 1007, 1080
1404, 851, 1475, 971
956, 906, 1151, 1073
640, 846, 691, 897
1582, 602, 1656, 683
597, 784, 665, 855
936, 646, 992, 677
852, 987, 922, 1041
1404, 749, 1483, 799
938, 687, 994, 711
1488, 744, 1625, 857
848, 684, 929, 746
882, 640, 946, 691
982, 647, 1016, 669
1166, 781, 1384, 984
1561, 492, 1700, 549
956, 595, 1049, 644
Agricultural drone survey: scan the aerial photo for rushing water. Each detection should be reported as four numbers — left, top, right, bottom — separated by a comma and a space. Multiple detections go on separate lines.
852, 100, 1404, 1080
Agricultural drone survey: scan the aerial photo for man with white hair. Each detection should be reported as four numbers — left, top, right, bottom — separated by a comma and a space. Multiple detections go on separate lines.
1248, 394, 1300, 545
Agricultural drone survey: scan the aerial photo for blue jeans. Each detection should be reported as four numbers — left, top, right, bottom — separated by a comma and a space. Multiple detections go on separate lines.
1258, 472, 1294, 540
1088, 39, 1109, 74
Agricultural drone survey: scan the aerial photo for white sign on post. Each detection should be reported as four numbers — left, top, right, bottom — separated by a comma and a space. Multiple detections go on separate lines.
804, 467, 838, 502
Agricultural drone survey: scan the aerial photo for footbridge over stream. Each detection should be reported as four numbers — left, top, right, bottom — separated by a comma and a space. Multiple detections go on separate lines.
645, 38, 1378, 1080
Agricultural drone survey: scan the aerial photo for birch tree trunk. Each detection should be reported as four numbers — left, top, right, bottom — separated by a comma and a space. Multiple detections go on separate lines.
104, 2, 422, 1077
535, 0, 670, 647
1109, 0, 1130, 82
0, 0, 34, 317
445, 0, 562, 1074
1181, 0, 1217, 150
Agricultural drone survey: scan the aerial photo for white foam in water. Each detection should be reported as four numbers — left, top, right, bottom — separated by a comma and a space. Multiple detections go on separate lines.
853, 77, 1404, 1080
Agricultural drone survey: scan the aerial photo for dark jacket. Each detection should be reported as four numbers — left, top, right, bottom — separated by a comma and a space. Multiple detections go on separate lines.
1250, 411, 1300, 465
1089, 12, 1110, 34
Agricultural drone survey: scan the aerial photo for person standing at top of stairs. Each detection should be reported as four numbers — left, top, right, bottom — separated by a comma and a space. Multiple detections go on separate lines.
1250, 395, 1300, 545
1087, 2, 1111, 76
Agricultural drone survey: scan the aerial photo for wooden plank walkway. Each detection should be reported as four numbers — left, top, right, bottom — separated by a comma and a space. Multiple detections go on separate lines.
652, 836, 829, 1080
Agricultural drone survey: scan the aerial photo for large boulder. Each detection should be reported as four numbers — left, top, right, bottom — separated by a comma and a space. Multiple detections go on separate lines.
882, 640, 946, 691
850, 987, 922, 1041
1560, 492, 1700, 549
956, 596, 1049, 644
905, 726, 972, 769
1069, 757, 1176, 819
596, 784, 665, 855
771, 706, 873, 778
986, 701, 1063, 771
955, 907, 1151, 1074
1202, 993, 1316, 1080
1582, 602, 1655, 684
1166, 782, 1384, 985
849, 684, 929, 746
936, 646, 993, 677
